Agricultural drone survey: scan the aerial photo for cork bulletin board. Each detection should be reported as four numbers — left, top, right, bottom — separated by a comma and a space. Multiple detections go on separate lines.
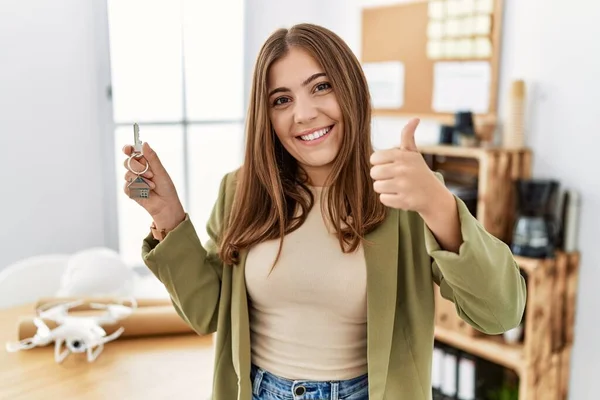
361, 0, 504, 129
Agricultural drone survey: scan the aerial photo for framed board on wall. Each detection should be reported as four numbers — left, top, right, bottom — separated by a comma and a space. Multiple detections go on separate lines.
361, 0, 504, 135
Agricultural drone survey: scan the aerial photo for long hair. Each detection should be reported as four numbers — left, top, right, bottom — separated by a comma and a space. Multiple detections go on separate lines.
219, 23, 387, 266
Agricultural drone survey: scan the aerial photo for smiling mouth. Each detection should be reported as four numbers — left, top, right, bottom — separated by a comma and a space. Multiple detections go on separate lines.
296, 125, 334, 142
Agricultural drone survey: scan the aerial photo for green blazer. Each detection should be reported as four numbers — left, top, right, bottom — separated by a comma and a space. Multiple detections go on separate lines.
142, 170, 526, 400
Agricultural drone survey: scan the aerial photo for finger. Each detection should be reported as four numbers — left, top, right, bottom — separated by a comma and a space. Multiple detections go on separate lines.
379, 193, 399, 208
373, 179, 398, 194
123, 145, 134, 156
370, 164, 401, 181
370, 148, 402, 165
400, 118, 420, 152
124, 161, 153, 178
142, 142, 167, 175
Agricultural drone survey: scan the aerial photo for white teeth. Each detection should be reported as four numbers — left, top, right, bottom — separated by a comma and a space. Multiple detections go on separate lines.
300, 126, 331, 141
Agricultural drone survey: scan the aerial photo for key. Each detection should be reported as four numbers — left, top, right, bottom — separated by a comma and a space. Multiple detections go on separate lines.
133, 123, 143, 155
127, 123, 150, 199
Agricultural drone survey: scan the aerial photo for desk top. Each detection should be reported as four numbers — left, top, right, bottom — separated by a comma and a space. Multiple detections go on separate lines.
0, 304, 215, 400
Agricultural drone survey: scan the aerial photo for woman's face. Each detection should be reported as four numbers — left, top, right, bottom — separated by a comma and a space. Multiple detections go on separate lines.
267, 47, 344, 186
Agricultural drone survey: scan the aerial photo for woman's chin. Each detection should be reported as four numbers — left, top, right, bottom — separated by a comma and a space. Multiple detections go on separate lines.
298, 154, 338, 171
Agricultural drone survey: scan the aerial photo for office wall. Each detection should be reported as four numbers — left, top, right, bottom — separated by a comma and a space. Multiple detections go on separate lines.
0, 0, 115, 270
244, 0, 598, 398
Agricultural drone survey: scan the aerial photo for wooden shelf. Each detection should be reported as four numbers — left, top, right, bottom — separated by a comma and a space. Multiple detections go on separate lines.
434, 326, 524, 374
418, 144, 531, 160
514, 255, 545, 276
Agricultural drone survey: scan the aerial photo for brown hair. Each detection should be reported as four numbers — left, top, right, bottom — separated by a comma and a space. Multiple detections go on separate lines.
219, 23, 387, 266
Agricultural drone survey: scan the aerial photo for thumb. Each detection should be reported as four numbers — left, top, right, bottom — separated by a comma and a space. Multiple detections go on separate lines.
142, 142, 166, 174
400, 118, 420, 151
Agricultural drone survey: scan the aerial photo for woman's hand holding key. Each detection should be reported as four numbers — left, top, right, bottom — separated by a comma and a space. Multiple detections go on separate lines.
123, 142, 186, 232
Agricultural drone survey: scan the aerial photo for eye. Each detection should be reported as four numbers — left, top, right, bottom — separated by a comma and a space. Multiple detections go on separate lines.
273, 96, 291, 106
314, 82, 332, 92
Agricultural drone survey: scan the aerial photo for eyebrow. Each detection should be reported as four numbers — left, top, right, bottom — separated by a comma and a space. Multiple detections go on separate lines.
268, 72, 327, 98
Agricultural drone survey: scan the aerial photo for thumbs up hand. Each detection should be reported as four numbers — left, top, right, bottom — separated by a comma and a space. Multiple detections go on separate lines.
369, 118, 449, 215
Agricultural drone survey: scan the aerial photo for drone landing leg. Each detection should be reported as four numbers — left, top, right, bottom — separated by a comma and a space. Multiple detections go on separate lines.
54, 339, 71, 363
88, 343, 104, 362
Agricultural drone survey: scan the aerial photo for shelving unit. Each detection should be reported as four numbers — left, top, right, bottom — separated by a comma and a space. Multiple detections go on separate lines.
435, 253, 579, 399
419, 144, 532, 243
420, 145, 580, 400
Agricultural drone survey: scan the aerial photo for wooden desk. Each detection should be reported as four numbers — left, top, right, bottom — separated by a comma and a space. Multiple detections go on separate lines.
0, 304, 215, 399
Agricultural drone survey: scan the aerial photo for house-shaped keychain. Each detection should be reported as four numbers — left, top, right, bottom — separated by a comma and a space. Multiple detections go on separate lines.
128, 176, 150, 199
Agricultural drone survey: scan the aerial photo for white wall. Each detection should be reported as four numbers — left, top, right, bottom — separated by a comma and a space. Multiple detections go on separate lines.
244, 0, 598, 398
0, 0, 116, 270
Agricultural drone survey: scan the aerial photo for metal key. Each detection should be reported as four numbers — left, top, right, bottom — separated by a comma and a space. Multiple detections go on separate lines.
133, 123, 143, 156
127, 123, 150, 199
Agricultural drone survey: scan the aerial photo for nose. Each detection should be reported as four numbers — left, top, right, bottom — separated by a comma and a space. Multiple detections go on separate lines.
293, 96, 318, 124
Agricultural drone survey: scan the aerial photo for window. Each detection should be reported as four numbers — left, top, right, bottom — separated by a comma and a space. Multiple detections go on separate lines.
107, 0, 245, 266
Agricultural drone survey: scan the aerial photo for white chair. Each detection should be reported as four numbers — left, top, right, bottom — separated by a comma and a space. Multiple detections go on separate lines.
0, 254, 71, 309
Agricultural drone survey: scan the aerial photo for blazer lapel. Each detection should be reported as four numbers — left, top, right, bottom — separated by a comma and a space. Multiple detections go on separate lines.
231, 249, 252, 395
364, 207, 399, 398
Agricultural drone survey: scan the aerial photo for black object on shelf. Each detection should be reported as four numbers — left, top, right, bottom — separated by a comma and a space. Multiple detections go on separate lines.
454, 111, 475, 135
453, 111, 478, 147
439, 124, 455, 144
511, 179, 560, 258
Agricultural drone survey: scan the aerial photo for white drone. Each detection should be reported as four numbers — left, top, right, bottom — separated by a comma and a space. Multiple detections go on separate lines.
6, 298, 137, 363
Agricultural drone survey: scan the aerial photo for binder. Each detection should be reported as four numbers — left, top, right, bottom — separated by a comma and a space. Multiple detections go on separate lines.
457, 353, 476, 400
432, 345, 507, 399
441, 346, 458, 399
432, 342, 445, 399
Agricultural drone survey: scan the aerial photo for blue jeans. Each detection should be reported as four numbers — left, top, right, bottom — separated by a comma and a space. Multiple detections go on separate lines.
250, 364, 369, 400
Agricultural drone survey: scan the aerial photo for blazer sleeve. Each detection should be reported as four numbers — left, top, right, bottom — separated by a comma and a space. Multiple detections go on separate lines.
140, 172, 230, 335
427, 195, 527, 335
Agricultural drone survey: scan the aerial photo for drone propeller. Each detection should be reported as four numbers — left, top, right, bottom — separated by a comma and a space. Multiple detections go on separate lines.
89, 298, 137, 324
6, 338, 36, 352
33, 317, 51, 337
37, 299, 85, 324
5, 317, 54, 352
101, 326, 125, 344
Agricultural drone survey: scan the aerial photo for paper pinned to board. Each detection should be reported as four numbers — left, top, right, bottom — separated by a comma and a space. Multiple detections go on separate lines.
446, 0, 461, 17
474, 37, 492, 58
362, 61, 405, 109
428, 40, 444, 59
445, 18, 461, 37
473, 15, 492, 35
432, 61, 491, 113
427, 21, 445, 39
476, 0, 494, 14
428, 0, 446, 19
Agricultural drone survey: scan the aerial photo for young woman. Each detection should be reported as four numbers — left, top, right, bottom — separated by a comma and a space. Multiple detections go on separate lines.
123, 23, 526, 400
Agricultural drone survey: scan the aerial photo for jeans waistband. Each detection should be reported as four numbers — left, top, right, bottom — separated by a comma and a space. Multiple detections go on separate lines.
250, 364, 368, 399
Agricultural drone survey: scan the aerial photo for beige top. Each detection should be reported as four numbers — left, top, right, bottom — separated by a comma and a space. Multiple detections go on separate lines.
244, 187, 368, 380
